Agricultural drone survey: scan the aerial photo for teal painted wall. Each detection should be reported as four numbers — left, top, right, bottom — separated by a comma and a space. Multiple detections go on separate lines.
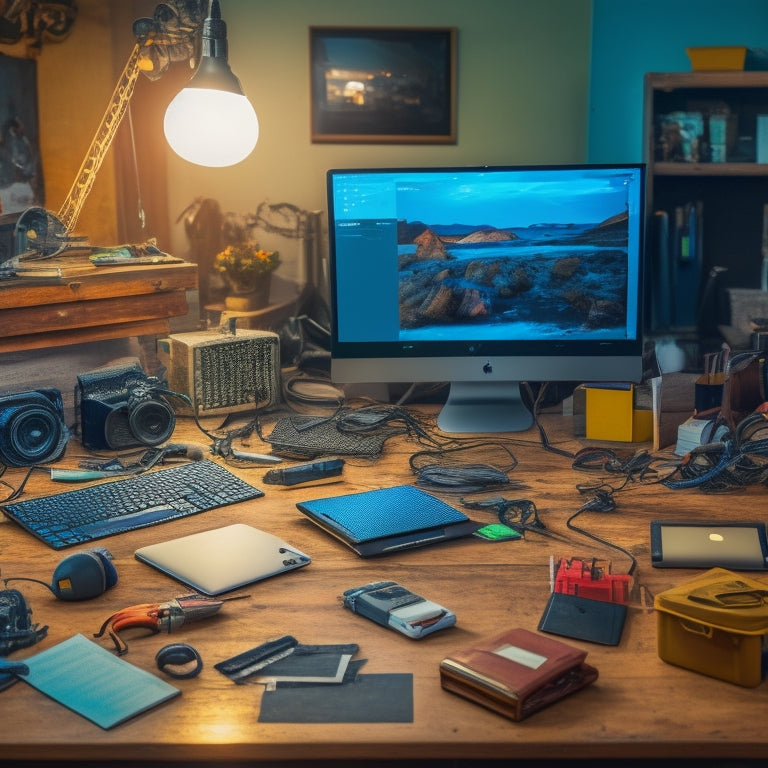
589, 0, 768, 163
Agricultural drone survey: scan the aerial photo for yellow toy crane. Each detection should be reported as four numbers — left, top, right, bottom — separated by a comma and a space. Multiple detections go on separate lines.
1, 1, 204, 263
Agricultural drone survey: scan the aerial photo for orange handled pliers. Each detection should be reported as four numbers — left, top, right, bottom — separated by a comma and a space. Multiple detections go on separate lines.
94, 593, 242, 655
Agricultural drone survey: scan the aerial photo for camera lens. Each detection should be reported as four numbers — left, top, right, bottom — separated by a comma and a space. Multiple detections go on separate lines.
0, 403, 66, 466
128, 399, 175, 446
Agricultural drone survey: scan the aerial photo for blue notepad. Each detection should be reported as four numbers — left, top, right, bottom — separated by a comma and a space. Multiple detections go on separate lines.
21, 634, 180, 729
296, 485, 480, 557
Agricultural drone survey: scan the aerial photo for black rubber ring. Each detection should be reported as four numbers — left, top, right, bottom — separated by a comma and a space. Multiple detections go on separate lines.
155, 643, 203, 679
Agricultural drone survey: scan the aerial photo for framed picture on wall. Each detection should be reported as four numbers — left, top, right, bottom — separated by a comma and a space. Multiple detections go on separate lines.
0, 55, 45, 214
309, 27, 457, 144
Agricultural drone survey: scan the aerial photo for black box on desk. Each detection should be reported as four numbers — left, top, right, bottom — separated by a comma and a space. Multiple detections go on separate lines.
166, 328, 280, 416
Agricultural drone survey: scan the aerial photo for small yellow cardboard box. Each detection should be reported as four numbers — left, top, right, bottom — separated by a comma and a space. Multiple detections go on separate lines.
584, 384, 653, 442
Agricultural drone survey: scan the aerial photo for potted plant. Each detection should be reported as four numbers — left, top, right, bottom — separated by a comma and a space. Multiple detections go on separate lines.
214, 241, 280, 310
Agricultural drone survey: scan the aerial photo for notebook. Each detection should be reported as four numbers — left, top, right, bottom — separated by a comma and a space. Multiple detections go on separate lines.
134, 524, 311, 595
295, 485, 481, 557
650, 521, 768, 570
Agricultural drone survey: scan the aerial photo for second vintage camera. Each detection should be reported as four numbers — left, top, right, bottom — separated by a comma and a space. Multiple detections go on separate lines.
0, 388, 69, 466
76, 359, 177, 451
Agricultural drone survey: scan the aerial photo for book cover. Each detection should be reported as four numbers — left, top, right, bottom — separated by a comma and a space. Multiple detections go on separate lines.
439, 627, 598, 721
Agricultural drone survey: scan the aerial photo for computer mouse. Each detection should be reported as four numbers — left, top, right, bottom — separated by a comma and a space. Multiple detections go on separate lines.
5, 549, 118, 601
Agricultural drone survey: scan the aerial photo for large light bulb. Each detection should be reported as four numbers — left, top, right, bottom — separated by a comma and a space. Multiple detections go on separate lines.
163, 0, 258, 167
164, 88, 258, 167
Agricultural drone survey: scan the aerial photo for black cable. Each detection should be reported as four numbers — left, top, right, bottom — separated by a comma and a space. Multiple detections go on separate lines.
566, 488, 637, 576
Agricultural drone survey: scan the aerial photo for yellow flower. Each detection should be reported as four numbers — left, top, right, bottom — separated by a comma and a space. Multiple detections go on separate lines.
214, 241, 280, 282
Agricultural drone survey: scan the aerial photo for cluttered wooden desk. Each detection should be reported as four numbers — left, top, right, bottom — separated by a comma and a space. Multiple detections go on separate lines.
0, 404, 766, 765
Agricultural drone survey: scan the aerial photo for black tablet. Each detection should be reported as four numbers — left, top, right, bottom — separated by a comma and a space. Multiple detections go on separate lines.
650, 521, 768, 570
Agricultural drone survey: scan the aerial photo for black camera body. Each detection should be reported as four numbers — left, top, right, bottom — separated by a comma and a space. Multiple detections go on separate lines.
0, 388, 69, 466
76, 359, 176, 451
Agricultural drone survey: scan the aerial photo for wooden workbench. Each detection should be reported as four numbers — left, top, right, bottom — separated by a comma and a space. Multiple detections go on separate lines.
0, 258, 198, 355
0, 405, 766, 765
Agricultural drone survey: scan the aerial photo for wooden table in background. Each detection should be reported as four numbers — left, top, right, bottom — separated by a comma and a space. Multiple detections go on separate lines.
0, 406, 766, 765
0, 260, 198, 371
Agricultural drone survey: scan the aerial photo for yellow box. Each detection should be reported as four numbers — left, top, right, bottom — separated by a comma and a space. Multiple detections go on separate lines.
655, 568, 768, 687
584, 384, 652, 442
686, 46, 746, 71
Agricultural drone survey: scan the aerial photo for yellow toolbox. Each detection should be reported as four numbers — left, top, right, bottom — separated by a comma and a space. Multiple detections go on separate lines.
655, 568, 768, 687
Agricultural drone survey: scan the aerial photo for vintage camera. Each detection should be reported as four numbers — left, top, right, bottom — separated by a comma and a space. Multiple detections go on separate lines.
0, 388, 69, 467
76, 359, 176, 451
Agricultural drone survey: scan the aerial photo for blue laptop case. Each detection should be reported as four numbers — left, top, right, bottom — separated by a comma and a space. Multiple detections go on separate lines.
296, 485, 480, 557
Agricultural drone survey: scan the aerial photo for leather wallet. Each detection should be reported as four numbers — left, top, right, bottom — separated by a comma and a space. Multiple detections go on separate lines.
538, 591, 627, 646
342, 581, 456, 639
439, 627, 598, 721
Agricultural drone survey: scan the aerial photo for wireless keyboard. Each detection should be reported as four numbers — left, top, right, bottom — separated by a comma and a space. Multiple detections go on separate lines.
1, 459, 264, 550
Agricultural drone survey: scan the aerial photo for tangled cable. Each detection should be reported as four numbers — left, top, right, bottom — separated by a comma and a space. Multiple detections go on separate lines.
661, 412, 768, 492
409, 441, 522, 493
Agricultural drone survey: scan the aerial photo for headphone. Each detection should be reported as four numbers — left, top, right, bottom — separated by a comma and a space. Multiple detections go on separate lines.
4, 548, 118, 601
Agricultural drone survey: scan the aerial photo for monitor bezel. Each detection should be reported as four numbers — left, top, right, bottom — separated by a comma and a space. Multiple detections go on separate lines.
327, 162, 646, 381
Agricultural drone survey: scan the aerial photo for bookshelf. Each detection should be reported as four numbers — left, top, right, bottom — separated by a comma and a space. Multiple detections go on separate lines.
643, 71, 768, 357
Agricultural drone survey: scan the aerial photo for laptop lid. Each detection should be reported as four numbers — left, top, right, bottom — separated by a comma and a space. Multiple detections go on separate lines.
135, 524, 311, 595
650, 521, 768, 570
296, 485, 480, 557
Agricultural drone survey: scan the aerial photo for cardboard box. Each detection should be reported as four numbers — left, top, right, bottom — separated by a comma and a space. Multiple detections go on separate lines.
582, 384, 653, 442
655, 568, 768, 687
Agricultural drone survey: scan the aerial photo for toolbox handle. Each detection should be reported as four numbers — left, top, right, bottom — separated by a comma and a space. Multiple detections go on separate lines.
679, 618, 713, 638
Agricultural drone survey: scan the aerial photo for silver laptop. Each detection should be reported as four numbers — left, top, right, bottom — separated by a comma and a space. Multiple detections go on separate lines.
650, 521, 768, 570
135, 524, 311, 595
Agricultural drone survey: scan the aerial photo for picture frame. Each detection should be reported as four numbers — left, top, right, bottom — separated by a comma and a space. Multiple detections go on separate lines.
309, 26, 457, 144
0, 55, 45, 214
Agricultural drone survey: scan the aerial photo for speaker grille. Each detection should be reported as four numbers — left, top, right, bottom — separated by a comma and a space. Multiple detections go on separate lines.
194, 336, 279, 411
168, 330, 280, 416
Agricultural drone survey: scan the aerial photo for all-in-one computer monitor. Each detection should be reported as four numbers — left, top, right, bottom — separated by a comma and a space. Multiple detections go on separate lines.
327, 164, 645, 433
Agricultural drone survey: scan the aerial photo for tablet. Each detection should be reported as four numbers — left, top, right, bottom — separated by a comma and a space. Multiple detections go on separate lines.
135, 524, 311, 595
650, 521, 768, 570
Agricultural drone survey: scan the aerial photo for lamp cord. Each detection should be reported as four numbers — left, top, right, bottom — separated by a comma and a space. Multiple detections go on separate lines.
126, 104, 146, 231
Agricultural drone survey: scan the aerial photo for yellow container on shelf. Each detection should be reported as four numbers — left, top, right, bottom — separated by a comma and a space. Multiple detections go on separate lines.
655, 567, 768, 687
686, 46, 747, 71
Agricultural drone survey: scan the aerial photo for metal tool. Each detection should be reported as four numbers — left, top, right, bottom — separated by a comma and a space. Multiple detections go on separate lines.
94, 593, 247, 655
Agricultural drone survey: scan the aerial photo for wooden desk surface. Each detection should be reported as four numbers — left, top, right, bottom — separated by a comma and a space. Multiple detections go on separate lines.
0, 406, 766, 763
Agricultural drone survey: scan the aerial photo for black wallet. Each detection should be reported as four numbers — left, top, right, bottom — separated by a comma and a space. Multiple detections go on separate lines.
538, 591, 627, 646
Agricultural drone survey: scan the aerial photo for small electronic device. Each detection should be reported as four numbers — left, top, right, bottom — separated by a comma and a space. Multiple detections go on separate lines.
165, 328, 280, 416
650, 521, 768, 570
327, 164, 645, 433
342, 581, 456, 639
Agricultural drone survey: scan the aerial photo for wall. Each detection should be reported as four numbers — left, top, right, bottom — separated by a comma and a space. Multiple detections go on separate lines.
162, 0, 592, 259
589, 0, 768, 163
0, 2, 121, 246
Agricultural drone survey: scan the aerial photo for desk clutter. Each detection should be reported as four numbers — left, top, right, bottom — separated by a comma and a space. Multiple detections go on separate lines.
1, 341, 768, 737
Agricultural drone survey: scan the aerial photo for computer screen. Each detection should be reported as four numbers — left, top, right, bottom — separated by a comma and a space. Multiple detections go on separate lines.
327, 164, 645, 433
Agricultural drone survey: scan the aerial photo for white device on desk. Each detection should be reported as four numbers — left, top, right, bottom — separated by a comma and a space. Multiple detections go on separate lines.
135, 524, 311, 595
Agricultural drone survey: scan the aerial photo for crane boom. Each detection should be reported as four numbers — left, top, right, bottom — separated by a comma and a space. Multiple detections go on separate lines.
56, 43, 142, 234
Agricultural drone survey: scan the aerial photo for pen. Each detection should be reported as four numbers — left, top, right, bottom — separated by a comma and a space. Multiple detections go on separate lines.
230, 449, 282, 464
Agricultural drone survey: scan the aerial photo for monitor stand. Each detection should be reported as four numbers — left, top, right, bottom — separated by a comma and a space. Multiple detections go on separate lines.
436, 381, 533, 434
